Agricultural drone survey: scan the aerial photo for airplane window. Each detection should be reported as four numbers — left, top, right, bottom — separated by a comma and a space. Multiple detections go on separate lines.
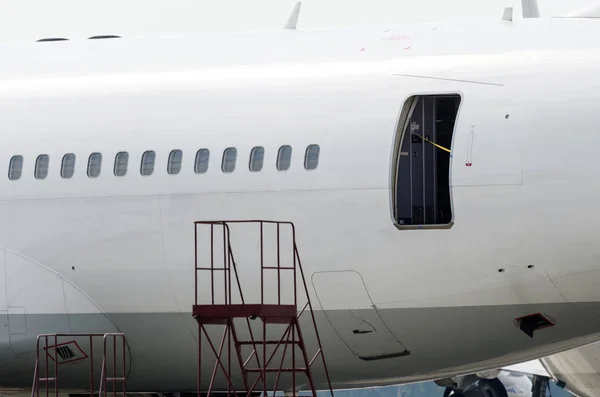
87, 152, 102, 178
304, 145, 320, 170
276, 145, 292, 171
114, 152, 129, 177
249, 146, 264, 172
195, 149, 209, 174
35, 154, 49, 180
167, 149, 183, 175
61, 153, 76, 179
140, 151, 155, 176
8, 155, 23, 180
222, 147, 237, 173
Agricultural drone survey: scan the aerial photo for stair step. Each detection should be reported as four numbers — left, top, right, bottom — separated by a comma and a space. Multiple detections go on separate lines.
244, 368, 308, 373
237, 340, 299, 345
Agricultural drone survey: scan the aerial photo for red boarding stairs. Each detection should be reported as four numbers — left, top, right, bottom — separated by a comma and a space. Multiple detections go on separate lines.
193, 220, 334, 397
31, 333, 127, 397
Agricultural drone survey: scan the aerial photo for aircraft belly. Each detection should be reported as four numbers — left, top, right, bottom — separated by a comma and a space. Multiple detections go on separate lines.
0, 253, 7, 345
0, 304, 596, 392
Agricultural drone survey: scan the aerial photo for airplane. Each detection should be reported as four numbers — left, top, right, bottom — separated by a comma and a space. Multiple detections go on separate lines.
3, 0, 600, 396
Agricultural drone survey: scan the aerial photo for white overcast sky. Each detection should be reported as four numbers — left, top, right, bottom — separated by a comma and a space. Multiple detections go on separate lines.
0, 0, 595, 42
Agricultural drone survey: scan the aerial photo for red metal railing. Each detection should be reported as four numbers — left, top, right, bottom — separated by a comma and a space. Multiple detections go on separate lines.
99, 333, 127, 397
193, 220, 334, 397
31, 333, 127, 397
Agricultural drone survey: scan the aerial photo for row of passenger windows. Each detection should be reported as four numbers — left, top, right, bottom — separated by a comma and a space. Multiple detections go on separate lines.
7, 145, 320, 180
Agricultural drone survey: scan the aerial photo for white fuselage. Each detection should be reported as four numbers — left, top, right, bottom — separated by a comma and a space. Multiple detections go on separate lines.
2, 16, 600, 393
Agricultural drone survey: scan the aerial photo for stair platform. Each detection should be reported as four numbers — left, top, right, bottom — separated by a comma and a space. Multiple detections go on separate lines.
193, 304, 297, 324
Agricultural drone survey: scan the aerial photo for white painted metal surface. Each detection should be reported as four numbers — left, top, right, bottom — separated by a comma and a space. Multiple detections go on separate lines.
0, 13, 599, 393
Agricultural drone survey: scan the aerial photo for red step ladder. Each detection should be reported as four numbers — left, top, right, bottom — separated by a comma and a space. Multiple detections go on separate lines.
31, 333, 127, 397
193, 220, 334, 397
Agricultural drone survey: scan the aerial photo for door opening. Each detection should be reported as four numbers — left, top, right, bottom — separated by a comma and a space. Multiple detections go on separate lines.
392, 94, 461, 229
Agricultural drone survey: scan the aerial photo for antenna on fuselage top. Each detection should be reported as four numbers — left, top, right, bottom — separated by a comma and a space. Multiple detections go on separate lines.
522, 0, 540, 18
284, 2, 302, 30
